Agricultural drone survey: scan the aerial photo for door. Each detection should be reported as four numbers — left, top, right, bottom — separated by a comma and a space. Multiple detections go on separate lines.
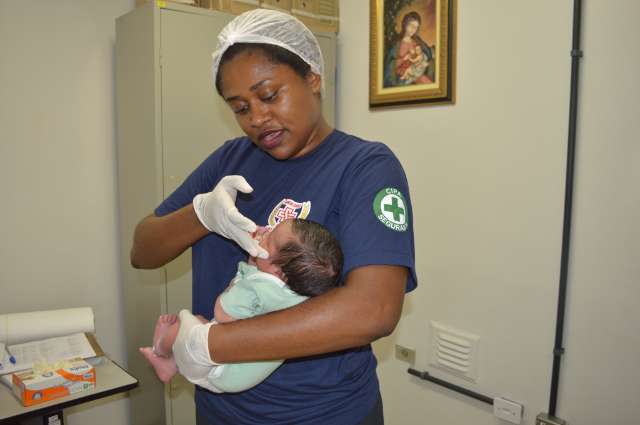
161, 8, 236, 425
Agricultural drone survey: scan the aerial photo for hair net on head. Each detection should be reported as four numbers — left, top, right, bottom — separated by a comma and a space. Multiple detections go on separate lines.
211, 9, 325, 93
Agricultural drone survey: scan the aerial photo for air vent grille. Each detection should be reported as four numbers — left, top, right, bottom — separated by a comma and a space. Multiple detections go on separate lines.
430, 321, 480, 382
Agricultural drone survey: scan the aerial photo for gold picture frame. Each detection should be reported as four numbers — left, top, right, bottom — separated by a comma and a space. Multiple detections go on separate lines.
370, 0, 457, 108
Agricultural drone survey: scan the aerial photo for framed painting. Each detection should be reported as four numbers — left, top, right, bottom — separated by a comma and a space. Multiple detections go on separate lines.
370, 0, 457, 107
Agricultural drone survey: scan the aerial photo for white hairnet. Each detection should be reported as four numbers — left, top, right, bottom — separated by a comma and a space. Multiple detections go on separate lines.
211, 9, 325, 93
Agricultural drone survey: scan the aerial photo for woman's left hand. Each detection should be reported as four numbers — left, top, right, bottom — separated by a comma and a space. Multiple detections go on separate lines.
172, 310, 219, 381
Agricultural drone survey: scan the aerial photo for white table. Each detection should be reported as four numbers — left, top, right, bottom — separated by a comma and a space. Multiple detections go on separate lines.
0, 357, 137, 424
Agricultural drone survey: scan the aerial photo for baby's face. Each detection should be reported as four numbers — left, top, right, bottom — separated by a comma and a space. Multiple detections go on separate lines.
250, 220, 295, 278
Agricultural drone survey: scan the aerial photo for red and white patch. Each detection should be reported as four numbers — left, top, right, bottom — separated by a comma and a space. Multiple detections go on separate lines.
267, 198, 311, 228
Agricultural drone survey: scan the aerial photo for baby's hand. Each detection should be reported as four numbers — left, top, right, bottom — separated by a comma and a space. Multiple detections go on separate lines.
251, 226, 270, 242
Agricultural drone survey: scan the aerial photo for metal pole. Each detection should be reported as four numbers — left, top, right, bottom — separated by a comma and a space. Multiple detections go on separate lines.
549, 0, 583, 416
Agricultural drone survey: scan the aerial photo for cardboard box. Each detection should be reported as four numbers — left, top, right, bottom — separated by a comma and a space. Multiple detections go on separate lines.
292, 0, 339, 33
136, 0, 196, 6
11, 358, 96, 407
260, 0, 292, 13
198, 0, 220, 9
198, 0, 290, 13
218, 0, 261, 15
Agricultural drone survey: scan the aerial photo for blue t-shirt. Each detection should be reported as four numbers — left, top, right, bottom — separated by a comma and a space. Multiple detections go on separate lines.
155, 129, 417, 425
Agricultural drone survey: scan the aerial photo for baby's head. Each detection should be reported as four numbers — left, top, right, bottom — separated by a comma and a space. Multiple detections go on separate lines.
252, 219, 343, 297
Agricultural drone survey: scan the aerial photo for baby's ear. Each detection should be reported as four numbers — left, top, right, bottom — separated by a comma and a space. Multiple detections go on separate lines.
274, 267, 287, 283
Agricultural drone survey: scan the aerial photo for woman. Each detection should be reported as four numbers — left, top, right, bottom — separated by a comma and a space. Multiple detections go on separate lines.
384, 11, 433, 86
131, 9, 417, 425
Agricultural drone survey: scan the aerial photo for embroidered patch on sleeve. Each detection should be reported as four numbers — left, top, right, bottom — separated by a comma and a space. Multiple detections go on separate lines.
373, 188, 409, 232
267, 198, 311, 229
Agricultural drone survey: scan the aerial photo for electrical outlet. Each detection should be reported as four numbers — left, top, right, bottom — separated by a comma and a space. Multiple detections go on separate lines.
493, 397, 523, 424
395, 344, 415, 364
536, 413, 567, 425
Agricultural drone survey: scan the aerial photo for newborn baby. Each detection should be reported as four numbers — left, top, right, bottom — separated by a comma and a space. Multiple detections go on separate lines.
140, 218, 343, 392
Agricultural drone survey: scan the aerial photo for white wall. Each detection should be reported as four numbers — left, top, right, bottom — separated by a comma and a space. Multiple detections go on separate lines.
0, 1, 134, 424
560, 1, 640, 424
1, 1, 638, 424
338, 1, 639, 425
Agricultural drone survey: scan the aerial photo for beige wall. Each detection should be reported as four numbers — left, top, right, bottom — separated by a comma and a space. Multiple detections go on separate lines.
1, 0, 638, 424
560, 1, 640, 424
0, 1, 133, 424
337, 1, 640, 425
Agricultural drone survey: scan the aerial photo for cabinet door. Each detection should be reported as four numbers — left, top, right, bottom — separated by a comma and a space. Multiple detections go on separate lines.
316, 32, 336, 126
160, 9, 237, 425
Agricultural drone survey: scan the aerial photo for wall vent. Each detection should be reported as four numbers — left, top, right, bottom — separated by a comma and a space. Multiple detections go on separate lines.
429, 321, 480, 382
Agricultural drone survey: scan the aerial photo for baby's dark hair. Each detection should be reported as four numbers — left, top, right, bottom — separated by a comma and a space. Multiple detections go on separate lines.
215, 43, 312, 96
271, 219, 343, 297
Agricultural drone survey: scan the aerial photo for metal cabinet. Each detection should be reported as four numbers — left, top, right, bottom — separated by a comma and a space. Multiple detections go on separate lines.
115, 3, 335, 424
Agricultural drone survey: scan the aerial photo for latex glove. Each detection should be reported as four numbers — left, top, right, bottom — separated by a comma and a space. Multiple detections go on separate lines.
193, 175, 268, 259
172, 310, 221, 384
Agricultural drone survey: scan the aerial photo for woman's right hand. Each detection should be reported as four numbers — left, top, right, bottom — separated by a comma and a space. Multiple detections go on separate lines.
193, 175, 269, 259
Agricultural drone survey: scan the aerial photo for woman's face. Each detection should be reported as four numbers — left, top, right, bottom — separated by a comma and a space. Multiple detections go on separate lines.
404, 19, 419, 38
219, 50, 325, 161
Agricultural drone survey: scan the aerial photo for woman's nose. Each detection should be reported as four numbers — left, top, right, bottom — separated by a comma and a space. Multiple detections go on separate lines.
250, 104, 271, 127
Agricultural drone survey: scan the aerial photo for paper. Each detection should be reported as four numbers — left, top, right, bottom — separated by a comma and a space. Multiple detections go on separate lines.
1, 333, 96, 375
0, 308, 96, 375
0, 307, 94, 345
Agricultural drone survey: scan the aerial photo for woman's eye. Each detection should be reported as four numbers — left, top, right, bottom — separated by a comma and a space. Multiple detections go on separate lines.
233, 105, 249, 114
262, 91, 278, 102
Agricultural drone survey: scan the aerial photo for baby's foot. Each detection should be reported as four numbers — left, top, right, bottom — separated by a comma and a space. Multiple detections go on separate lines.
153, 314, 177, 357
139, 347, 178, 383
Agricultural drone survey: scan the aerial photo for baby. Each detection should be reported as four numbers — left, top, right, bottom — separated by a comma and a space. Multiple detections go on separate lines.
399, 45, 429, 83
139, 218, 343, 393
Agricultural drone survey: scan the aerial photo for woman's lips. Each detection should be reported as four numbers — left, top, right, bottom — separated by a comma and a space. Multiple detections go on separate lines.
259, 129, 284, 149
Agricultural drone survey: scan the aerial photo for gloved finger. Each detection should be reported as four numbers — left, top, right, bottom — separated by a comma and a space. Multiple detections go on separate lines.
173, 310, 203, 379
247, 228, 270, 259
255, 245, 269, 260
222, 175, 254, 194
174, 310, 202, 355
231, 230, 262, 258
228, 208, 257, 233
253, 226, 269, 240
232, 229, 269, 259
178, 309, 202, 330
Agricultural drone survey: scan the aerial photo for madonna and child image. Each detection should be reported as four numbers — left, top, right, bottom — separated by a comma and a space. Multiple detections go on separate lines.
383, 0, 438, 88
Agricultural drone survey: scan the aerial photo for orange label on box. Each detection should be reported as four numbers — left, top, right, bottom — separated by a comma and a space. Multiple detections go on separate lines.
12, 359, 96, 407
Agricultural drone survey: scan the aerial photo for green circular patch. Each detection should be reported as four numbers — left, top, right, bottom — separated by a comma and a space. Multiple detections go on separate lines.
373, 187, 409, 232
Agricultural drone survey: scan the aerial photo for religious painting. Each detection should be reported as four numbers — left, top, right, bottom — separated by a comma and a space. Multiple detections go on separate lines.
370, 0, 456, 107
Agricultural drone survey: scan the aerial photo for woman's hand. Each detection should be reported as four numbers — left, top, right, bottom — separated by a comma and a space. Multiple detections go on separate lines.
130, 175, 267, 269
172, 310, 219, 381
193, 175, 268, 259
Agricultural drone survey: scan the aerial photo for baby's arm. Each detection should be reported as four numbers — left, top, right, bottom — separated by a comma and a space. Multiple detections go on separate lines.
214, 295, 237, 324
